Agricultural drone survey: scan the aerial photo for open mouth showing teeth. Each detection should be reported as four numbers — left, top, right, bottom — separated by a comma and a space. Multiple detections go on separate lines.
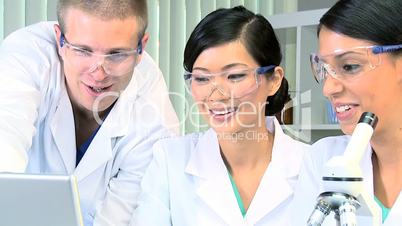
89, 86, 109, 93
335, 105, 352, 113
210, 107, 238, 116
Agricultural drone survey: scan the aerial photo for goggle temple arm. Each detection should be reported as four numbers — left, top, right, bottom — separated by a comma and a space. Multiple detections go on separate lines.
372, 44, 402, 54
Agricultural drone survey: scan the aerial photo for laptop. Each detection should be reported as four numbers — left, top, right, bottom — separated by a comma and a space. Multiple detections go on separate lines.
0, 173, 84, 226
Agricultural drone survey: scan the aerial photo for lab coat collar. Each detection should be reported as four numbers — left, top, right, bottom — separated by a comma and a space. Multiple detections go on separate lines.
269, 116, 303, 178
341, 144, 402, 225
74, 83, 138, 181
185, 128, 221, 178
50, 83, 77, 174
50, 85, 114, 180
73, 122, 113, 181
361, 146, 374, 195
245, 162, 293, 224
185, 129, 244, 224
185, 117, 294, 177
185, 117, 299, 224
98, 71, 139, 138
359, 147, 402, 225
51, 73, 139, 180
246, 117, 297, 224
385, 193, 402, 225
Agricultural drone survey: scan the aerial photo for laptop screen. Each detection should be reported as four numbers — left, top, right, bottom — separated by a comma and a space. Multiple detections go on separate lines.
0, 173, 83, 226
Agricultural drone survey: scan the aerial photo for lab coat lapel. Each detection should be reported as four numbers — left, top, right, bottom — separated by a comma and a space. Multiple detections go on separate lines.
361, 147, 402, 225
384, 192, 402, 225
361, 147, 383, 223
361, 147, 374, 195
74, 96, 131, 181
246, 118, 295, 224
51, 73, 135, 179
50, 86, 76, 173
74, 125, 112, 181
185, 129, 244, 225
246, 164, 293, 224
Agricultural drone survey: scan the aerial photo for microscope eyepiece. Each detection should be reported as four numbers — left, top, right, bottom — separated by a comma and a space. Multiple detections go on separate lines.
358, 112, 378, 128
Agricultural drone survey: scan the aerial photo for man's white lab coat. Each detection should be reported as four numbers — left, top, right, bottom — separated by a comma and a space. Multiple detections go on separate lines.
0, 21, 179, 225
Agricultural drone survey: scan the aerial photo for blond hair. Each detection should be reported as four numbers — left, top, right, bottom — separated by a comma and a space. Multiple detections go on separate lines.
57, 0, 147, 37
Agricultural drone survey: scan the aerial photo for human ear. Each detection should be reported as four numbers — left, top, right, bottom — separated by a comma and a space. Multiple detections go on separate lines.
266, 66, 284, 96
134, 33, 149, 64
53, 24, 64, 56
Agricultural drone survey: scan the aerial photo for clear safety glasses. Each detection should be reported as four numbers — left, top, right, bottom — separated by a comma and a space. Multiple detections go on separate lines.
60, 33, 142, 76
183, 65, 276, 99
310, 44, 402, 84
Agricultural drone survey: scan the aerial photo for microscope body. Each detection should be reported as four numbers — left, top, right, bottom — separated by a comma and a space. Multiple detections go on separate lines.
318, 156, 381, 225
307, 112, 381, 226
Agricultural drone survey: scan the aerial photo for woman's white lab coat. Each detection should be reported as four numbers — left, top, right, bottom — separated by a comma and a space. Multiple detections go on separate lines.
133, 117, 309, 226
291, 136, 402, 226
0, 22, 179, 225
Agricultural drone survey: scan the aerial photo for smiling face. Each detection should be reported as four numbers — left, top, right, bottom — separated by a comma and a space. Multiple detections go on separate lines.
191, 41, 282, 134
55, 7, 147, 114
318, 27, 402, 135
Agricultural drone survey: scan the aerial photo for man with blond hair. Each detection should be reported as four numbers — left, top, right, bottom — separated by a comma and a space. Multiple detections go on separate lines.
0, 0, 179, 225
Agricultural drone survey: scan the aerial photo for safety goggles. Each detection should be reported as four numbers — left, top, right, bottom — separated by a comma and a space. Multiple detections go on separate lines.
60, 33, 142, 76
310, 44, 402, 84
183, 65, 276, 99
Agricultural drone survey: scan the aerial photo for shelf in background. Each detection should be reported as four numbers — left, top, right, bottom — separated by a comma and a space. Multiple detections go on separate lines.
281, 123, 340, 131
267, 8, 329, 29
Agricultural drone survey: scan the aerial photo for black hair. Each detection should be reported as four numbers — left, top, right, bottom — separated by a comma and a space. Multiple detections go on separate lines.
183, 6, 290, 116
318, 0, 402, 55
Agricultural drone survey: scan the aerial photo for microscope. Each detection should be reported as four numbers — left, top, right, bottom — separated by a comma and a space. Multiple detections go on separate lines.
307, 112, 381, 226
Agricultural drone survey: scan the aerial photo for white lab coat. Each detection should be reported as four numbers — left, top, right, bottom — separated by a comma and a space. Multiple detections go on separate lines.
291, 136, 402, 226
132, 117, 310, 226
0, 22, 180, 226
